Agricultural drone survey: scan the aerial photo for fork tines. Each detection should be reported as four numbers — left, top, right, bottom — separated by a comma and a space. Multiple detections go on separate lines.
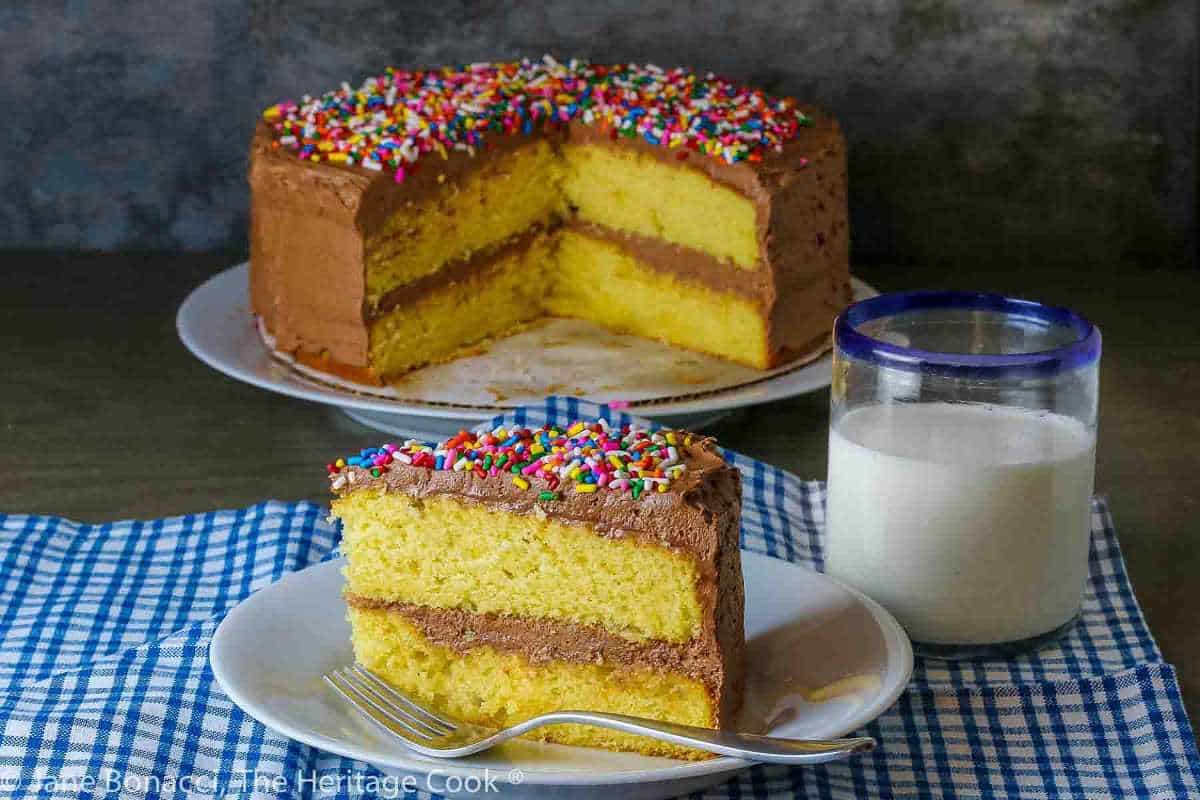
324, 665, 456, 741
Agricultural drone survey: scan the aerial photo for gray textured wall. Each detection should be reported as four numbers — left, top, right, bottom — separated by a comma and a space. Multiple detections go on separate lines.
2, 0, 1195, 269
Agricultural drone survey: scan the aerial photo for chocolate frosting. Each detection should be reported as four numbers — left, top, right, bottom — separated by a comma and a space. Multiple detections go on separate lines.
249, 124, 372, 365
332, 435, 734, 559
334, 431, 745, 726
346, 594, 724, 688
249, 107, 849, 376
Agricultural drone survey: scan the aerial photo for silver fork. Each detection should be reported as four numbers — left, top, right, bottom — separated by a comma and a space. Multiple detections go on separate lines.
324, 665, 875, 764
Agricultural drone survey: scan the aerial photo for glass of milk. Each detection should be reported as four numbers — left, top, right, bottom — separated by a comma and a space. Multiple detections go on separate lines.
824, 291, 1101, 658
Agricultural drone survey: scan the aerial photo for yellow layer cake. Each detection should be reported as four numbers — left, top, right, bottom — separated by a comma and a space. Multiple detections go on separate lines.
251, 56, 850, 382
328, 420, 745, 758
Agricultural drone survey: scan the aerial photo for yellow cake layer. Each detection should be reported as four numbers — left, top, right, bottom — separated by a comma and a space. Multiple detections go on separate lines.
350, 606, 713, 759
367, 236, 551, 376
334, 489, 703, 642
561, 143, 761, 269
546, 230, 772, 368
363, 139, 563, 310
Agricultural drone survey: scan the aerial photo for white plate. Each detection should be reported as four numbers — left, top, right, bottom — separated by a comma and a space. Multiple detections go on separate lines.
210, 553, 912, 800
177, 264, 877, 439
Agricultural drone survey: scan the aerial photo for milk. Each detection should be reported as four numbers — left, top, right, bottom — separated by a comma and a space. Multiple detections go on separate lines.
825, 402, 1096, 645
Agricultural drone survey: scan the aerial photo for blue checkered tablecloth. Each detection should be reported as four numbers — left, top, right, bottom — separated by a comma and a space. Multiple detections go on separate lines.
1, 398, 1196, 798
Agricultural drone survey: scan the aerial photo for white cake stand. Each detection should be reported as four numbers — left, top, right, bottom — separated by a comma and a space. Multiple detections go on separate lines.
178, 263, 876, 438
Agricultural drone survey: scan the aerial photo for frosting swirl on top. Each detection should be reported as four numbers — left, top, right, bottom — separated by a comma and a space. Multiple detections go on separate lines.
262, 54, 813, 180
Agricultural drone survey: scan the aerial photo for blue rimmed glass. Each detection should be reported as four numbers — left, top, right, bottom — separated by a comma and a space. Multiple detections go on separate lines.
824, 291, 1101, 660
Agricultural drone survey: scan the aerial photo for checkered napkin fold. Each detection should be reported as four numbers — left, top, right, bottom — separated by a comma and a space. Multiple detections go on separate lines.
1, 398, 1197, 799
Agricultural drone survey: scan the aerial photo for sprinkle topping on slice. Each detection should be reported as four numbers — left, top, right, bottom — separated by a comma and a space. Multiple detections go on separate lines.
327, 419, 697, 498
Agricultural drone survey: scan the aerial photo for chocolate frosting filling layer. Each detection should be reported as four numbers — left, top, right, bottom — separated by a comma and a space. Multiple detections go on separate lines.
346, 594, 724, 690
372, 221, 818, 319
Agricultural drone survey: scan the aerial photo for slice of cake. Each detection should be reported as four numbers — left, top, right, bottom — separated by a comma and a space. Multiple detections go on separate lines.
251, 56, 850, 383
328, 420, 745, 759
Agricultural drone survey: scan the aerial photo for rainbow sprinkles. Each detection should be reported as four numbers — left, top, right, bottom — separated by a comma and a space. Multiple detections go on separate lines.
327, 420, 697, 499
262, 54, 813, 180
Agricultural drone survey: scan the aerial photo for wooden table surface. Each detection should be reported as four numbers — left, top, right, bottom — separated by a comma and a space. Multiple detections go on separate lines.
3, 252, 1197, 733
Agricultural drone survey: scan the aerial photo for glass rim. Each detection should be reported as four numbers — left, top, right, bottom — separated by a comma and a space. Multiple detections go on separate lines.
834, 291, 1101, 377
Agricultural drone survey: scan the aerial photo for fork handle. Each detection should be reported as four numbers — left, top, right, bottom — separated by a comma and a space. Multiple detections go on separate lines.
514, 711, 875, 765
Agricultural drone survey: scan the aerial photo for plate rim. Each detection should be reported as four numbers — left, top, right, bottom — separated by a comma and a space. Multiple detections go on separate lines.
210, 551, 913, 787
178, 263, 878, 420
